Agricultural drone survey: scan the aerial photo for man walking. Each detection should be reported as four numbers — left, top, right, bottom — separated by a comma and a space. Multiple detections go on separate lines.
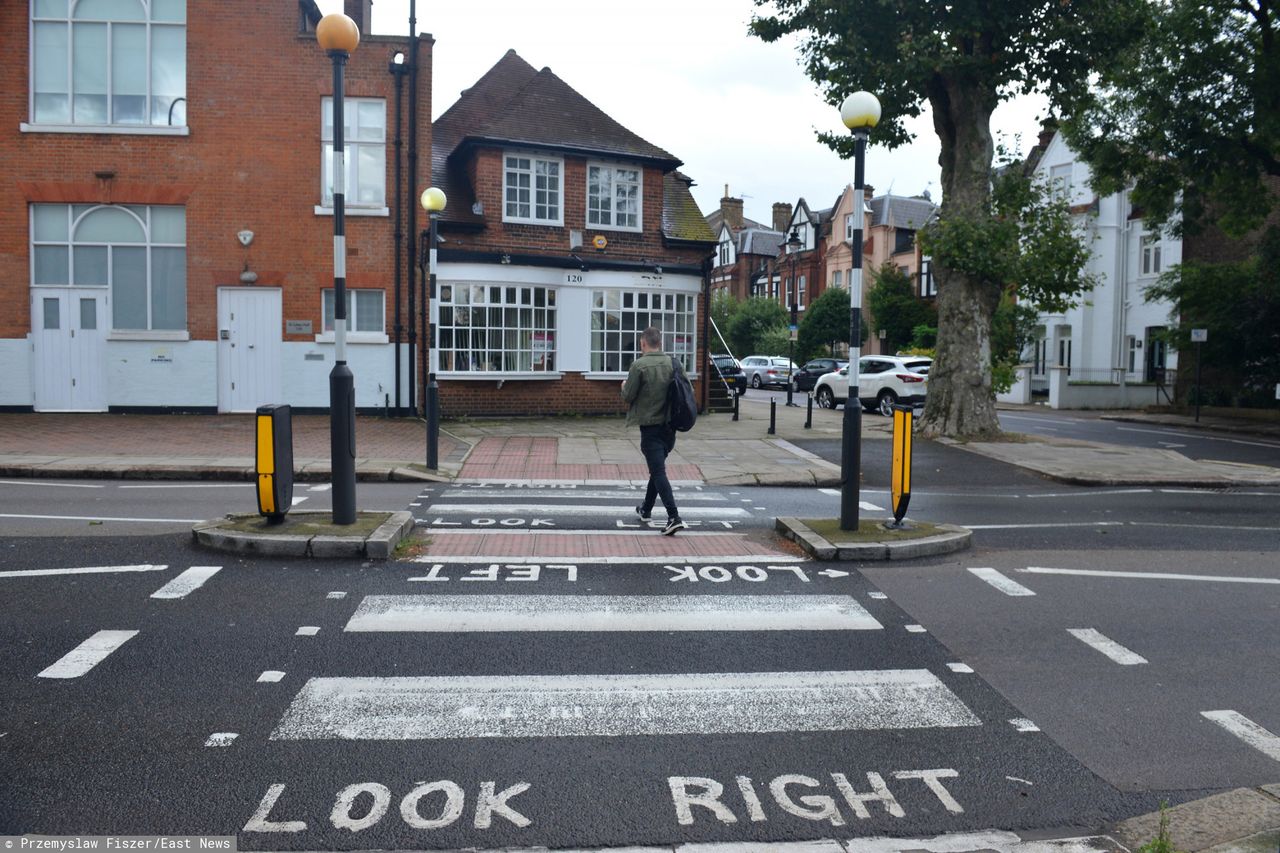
621, 326, 686, 535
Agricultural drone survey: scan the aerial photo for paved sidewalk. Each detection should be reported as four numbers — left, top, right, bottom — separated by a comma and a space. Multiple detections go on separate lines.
0, 400, 1277, 487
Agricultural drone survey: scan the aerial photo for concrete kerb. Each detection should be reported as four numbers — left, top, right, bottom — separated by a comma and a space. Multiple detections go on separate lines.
776, 516, 972, 561
1111, 784, 1280, 853
192, 510, 415, 559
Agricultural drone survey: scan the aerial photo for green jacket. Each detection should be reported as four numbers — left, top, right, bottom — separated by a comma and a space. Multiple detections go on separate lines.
621, 351, 674, 427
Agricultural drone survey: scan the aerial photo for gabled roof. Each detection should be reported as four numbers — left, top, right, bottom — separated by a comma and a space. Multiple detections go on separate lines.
706, 209, 767, 236
869, 194, 937, 230
738, 227, 783, 256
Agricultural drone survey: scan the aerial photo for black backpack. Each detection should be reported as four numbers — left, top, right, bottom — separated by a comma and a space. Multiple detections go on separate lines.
666, 356, 697, 432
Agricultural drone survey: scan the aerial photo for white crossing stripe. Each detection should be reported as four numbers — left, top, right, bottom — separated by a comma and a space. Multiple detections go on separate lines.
1202, 710, 1280, 762
295, 626, 320, 636
290, 496, 308, 506
270, 669, 981, 740
37, 630, 138, 679
444, 489, 729, 501
1010, 718, 1040, 732
947, 663, 974, 674
905, 625, 927, 633
344, 595, 883, 633
326, 591, 347, 600
1067, 628, 1148, 665
968, 567, 1036, 597
1021, 566, 1280, 585
0, 564, 167, 579
257, 671, 286, 683
205, 732, 238, 747
150, 566, 221, 599
818, 489, 886, 511
408, 555, 808, 565
427, 504, 750, 518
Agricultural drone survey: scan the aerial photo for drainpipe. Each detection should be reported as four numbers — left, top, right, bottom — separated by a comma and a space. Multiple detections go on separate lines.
389, 53, 407, 415
406, 0, 419, 414
701, 255, 713, 413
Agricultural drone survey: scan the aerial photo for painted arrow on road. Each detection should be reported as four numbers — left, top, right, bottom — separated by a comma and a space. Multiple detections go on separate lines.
818, 569, 850, 578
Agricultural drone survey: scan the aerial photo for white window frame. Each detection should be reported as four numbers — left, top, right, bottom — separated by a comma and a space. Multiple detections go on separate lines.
832, 270, 842, 290
587, 161, 642, 232
28, 0, 188, 130
590, 289, 696, 373
845, 213, 855, 241
30, 202, 186, 334
1141, 232, 1163, 275
1049, 163, 1072, 199
798, 274, 806, 308
438, 283, 558, 373
503, 151, 563, 226
320, 97, 386, 211
318, 288, 387, 343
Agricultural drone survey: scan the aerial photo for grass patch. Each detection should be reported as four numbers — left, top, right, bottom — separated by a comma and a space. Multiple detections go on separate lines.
1136, 803, 1183, 853
800, 518, 947, 543
215, 511, 390, 538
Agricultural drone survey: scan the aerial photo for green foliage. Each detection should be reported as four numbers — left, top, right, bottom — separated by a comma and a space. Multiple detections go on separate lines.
1145, 226, 1280, 405
796, 285, 852, 362
866, 264, 937, 354
1060, 0, 1280, 237
1135, 802, 1182, 853
758, 327, 794, 360
988, 291, 1040, 394
909, 324, 937, 349
710, 290, 740, 350
726, 297, 788, 358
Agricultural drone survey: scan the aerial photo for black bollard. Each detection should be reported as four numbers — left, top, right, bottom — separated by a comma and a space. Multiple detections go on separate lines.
768, 398, 776, 435
733, 390, 740, 421
805, 392, 813, 429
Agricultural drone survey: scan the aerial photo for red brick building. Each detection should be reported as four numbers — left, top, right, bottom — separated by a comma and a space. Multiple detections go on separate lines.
429, 51, 717, 416
1, 0, 431, 413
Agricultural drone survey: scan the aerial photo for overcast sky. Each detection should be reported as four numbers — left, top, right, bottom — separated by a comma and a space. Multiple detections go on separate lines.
321, 0, 1051, 227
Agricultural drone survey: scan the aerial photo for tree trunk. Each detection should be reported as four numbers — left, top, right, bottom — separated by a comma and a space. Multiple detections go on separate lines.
917, 74, 1003, 439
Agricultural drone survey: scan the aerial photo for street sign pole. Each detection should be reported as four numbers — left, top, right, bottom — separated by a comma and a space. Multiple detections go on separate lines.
1190, 328, 1207, 423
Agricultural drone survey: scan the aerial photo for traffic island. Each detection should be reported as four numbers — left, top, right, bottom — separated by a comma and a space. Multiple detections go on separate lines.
776, 516, 971, 561
193, 510, 414, 559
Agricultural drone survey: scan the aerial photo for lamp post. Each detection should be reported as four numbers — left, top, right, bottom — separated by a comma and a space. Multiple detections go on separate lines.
389, 51, 408, 416
838, 90, 880, 531
420, 187, 447, 469
785, 228, 802, 406
317, 13, 360, 525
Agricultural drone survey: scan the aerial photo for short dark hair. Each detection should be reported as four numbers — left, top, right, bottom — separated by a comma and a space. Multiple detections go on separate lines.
641, 326, 663, 349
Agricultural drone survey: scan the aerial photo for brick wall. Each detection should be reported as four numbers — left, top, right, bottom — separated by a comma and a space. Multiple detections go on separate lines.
1, 1, 430, 344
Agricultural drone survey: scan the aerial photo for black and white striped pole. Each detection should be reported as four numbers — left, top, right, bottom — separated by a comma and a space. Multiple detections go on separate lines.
839, 91, 880, 532
420, 187, 446, 469
318, 13, 360, 525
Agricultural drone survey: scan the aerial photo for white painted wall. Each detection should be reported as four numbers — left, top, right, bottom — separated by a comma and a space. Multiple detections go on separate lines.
0, 338, 34, 406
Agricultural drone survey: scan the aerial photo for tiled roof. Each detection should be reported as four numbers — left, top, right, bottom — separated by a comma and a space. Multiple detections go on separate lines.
738, 227, 783, 256
706, 209, 767, 235
664, 172, 716, 244
870, 194, 937, 229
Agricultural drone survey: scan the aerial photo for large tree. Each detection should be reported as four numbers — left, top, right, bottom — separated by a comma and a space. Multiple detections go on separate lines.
751, 0, 1138, 436
1060, 0, 1280, 237
726, 297, 789, 358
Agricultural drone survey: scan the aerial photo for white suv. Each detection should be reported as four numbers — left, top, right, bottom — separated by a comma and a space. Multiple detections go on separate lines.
813, 355, 932, 416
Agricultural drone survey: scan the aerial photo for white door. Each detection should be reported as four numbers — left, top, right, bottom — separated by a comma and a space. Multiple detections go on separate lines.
31, 287, 108, 412
217, 288, 282, 413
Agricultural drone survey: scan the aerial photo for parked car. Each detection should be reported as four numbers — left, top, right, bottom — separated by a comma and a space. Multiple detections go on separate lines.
711, 354, 747, 396
791, 357, 846, 393
740, 355, 797, 389
813, 355, 933, 416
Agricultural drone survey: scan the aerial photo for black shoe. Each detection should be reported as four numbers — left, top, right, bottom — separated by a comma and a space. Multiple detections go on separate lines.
662, 518, 687, 536
636, 505, 651, 521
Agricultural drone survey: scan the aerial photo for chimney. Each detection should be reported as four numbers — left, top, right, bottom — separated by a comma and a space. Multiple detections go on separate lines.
772, 202, 792, 234
1037, 118, 1059, 150
720, 186, 745, 230
343, 0, 370, 32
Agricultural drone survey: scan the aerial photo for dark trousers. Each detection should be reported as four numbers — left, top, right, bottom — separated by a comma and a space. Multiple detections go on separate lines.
639, 424, 678, 519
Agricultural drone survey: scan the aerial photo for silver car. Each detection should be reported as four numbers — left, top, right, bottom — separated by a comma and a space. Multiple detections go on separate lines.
740, 355, 797, 389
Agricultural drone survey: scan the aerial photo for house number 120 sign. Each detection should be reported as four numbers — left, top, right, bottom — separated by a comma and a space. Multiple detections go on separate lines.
566, 274, 583, 284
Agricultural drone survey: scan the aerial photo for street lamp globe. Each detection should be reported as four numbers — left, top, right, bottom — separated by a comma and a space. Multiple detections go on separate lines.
839, 91, 881, 131
420, 187, 447, 213
316, 13, 360, 54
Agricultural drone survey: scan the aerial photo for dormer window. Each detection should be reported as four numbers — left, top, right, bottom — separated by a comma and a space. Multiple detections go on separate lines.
587, 163, 641, 231
504, 153, 562, 225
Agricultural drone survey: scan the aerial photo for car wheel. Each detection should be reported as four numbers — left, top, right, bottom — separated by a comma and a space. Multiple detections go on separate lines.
816, 386, 836, 409
751, 374, 762, 389
877, 389, 898, 417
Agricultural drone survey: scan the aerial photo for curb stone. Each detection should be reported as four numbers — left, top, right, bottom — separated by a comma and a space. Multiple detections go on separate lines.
192, 510, 415, 559
775, 517, 972, 561
1112, 785, 1280, 853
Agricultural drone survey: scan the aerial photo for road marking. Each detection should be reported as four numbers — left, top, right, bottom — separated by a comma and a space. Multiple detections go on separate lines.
905, 625, 927, 633
999, 414, 1081, 426
445, 488, 728, 501
1020, 566, 1280, 586
309, 484, 332, 492
427, 504, 750, 518
868, 591, 888, 599
205, 732, 238, 747
37, 630, 138, 679
149, 566, 221, 599
271, 669, 981, 741
966, 522, 1125, 530
1128, 522, 1280, 532
947, 663, 974, 674
291, 496, 308, 506
968, 567, 1037, 597
1161, 489, 1278, 496
1201, 710, 1280, 762
0, 513, 201, 524
1024, 489, 1152, 499
0, 564, 167, 579
817, 490, 886, 511
409, 555, 807, 565
295, 626, 320, 636
1116, 426, 1280, 449
117, 483, 249, 489
1010, 718, 1040, 732
258, 671, 286, 683
327, 591, 347, 600
344, 595, 883, 633
1067, 628, 1148, 665
0, 480, 103, 488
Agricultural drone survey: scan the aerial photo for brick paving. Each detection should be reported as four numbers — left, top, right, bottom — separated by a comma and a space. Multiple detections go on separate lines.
458, 435, 703, 481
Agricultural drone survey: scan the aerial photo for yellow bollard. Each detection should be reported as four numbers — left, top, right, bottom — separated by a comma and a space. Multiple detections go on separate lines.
890, 405, 913, 526
256, 404, 294, 524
